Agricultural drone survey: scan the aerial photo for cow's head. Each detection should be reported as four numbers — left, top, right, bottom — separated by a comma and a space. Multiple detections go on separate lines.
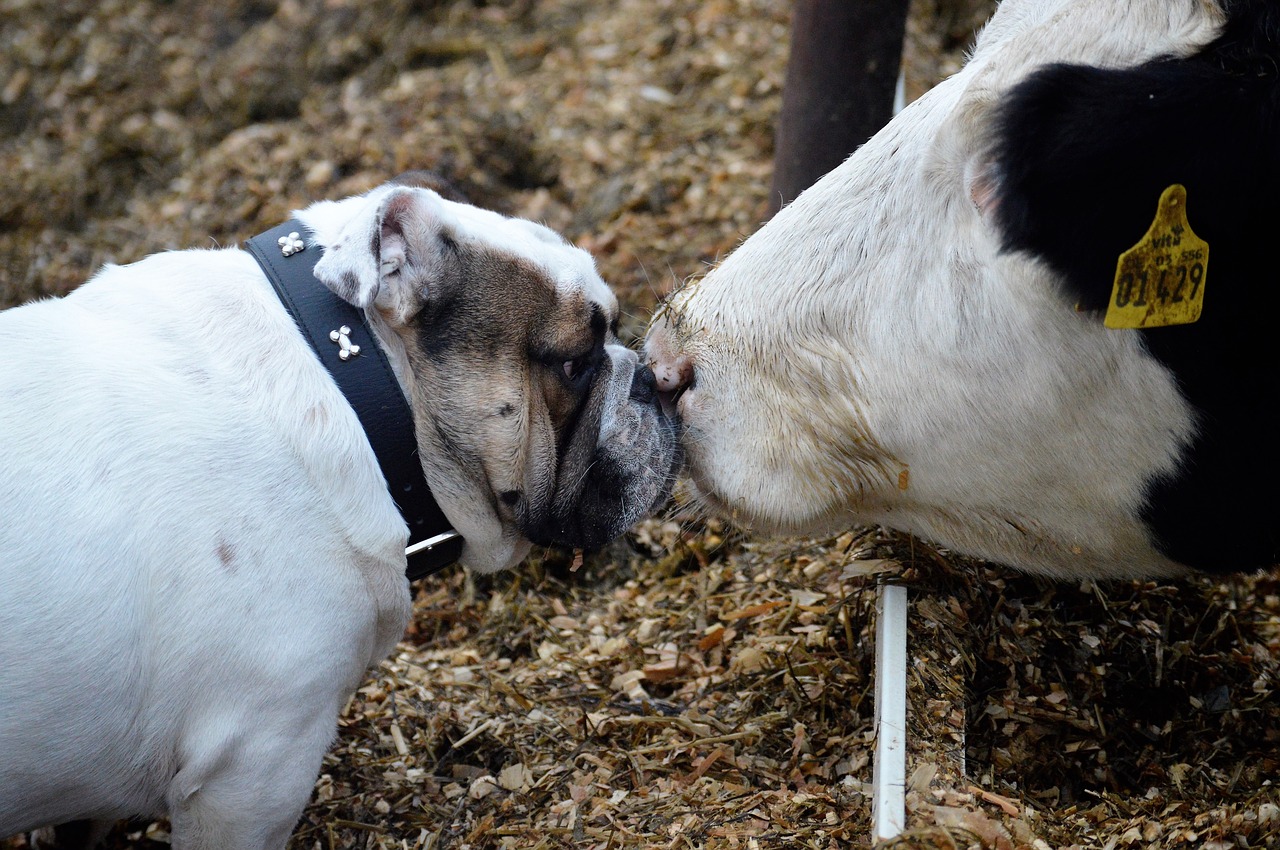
646, 0, 1278, 578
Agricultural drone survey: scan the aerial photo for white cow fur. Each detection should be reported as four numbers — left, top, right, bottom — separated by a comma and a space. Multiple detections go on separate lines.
647, 0, 1226, 579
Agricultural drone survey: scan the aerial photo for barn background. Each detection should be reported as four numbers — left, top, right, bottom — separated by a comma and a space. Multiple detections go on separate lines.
3, 0, 1279, 847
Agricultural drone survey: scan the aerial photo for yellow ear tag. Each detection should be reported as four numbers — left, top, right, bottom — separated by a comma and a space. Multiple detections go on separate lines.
1105, 184, 1208, 329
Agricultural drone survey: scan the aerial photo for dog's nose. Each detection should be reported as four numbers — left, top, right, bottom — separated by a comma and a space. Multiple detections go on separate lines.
630, 362, 658, 404
645, 324, 694, 393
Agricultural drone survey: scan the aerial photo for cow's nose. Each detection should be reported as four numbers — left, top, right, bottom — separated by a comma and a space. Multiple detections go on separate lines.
645, 324, 694, 393
653, 354, 693, 393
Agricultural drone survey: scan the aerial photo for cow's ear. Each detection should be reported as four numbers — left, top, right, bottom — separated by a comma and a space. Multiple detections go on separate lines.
312, 187, 452, 326
945, 91, 1002, 220
964, 156, 1001, 220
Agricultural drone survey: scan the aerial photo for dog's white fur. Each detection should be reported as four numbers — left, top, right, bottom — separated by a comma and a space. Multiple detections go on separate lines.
0, 184, 665, 847
646, 0, 1226, 579
0, 247, 410, 847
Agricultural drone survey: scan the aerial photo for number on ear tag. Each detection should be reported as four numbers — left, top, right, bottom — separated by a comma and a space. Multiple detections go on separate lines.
1105, 184, 1209, 329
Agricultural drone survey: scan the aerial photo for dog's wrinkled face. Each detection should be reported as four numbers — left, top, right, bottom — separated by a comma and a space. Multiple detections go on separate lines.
305, 185, 680, 573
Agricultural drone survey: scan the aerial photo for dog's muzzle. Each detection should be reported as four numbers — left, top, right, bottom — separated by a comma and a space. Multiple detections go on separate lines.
523, 359, 680, 552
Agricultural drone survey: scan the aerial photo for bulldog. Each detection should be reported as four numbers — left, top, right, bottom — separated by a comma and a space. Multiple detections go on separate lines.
0, 175, 679, 848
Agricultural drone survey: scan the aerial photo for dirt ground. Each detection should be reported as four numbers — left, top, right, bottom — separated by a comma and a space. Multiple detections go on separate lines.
3, 0, 1279, 848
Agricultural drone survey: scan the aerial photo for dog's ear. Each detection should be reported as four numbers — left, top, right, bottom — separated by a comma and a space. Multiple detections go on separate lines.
312, 187, 450, 326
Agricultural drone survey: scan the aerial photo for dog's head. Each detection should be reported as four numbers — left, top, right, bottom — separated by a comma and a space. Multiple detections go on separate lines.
301, 181, 680, 573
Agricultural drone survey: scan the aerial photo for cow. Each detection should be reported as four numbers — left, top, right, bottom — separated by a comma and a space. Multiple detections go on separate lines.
646, 0, 1279, 580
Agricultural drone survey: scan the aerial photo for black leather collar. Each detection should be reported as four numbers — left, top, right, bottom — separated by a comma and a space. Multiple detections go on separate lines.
245, 219, 464, 581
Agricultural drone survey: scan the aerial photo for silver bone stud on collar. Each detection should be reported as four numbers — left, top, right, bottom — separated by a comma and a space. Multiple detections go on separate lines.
277, 231, 306, 257
329, 326, 361, 361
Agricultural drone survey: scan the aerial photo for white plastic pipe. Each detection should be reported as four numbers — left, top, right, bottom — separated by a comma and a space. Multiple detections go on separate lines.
871, 583, 909, 840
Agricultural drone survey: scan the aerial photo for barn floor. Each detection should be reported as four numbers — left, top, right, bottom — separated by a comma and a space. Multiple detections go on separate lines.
3, 0, 1278, 847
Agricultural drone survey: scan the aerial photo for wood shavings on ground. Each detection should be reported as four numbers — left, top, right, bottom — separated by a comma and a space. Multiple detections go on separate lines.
4, 0, 1279, 847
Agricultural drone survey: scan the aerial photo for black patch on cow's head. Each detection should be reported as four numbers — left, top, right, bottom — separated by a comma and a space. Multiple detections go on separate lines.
986, 0, 1280, 573
988, 3, 1279, 311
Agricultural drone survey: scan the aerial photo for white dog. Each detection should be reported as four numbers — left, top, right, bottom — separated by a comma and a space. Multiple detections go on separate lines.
647, 0, 1276, 579
0, 175, 679, 848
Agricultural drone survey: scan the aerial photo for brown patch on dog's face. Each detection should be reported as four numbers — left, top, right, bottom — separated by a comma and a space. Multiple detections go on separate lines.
530, 291, 611, 437
394, 233, 618, 539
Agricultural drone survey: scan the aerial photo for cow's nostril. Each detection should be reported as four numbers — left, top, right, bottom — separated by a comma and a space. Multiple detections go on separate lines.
652, 353, 694, 393
645, 319, 695, 395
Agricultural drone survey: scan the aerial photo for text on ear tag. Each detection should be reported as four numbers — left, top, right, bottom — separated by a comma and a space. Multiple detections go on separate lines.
1105, 184, 1208, 329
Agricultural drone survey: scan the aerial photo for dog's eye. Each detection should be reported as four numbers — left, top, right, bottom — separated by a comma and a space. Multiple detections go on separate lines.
562, 355, 592, 383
